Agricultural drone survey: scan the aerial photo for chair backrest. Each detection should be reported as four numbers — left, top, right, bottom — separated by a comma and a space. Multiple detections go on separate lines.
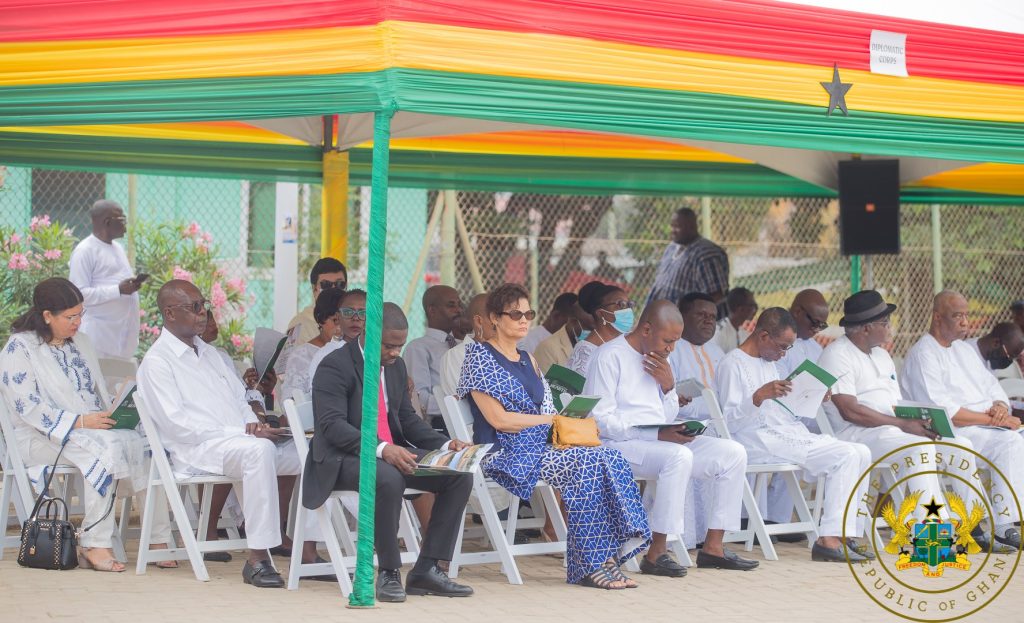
282, 398, 312, 466
441, 394, 475, 442
98, 357, 138, 393
0, 401, 33, 506
999, 378, 1024, 400
134, 392, 181, 484
701, 387, 733, 440
815, 405, 836, 436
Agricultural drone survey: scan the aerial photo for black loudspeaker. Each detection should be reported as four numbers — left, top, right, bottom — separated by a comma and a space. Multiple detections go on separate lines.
838, 159, 900, 255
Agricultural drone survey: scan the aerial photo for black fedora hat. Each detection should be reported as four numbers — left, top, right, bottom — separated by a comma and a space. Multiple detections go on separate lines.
839, 290, 897, 327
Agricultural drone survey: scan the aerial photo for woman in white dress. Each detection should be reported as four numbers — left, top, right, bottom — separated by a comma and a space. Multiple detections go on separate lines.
566, 281, 636, 377
0, 278, 171, 572
281, 288, 344, 401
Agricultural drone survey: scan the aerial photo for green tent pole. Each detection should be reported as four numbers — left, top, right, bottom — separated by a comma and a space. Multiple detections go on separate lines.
850, 255, 862, 294
348, 105, 394, 608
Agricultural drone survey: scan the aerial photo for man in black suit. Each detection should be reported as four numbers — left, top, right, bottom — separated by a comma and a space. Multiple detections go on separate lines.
304, 303, 474, 602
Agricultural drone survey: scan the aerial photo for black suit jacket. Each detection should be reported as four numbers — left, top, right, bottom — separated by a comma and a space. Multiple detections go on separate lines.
302, 340, 449, 509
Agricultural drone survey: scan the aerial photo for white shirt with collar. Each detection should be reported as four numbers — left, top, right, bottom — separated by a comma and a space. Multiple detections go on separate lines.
900, 334, 1009, 415
713, 318, 749, 354
817, 335, 901, 434
440, 334, 474, 397
136, 328, 257, 474
668, 337, 724, 420
402, 327, 451, 416
68, 234, 140, 359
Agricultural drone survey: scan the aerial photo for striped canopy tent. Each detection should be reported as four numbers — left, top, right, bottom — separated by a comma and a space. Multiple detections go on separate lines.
5, 0, 1024, 604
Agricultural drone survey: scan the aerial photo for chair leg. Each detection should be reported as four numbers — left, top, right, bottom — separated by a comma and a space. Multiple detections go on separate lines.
742, 479, 777, 561
475, 474, 522, 585
448, 508, 467, 579
783, 471, 819, 545
0, 475, 13, 560
164, 479, 211, 582
286, 503, 307, 590
320, 504, 353, 596
135, 479, 158, 575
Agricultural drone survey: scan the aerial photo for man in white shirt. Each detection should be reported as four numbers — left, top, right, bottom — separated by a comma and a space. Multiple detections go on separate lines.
717, 308, 872, 562
967, 322, 1024, 374
518, 292, 576, 353
585, 301, 755, 575
900, 291, 1023, 549
440, 293, 492, 397
668, 292, 724, 420
68, 199, 144, 359
278, 257, 347, 377
818, 291, 988, 537
403, 285, 463, 429
713, 287, 756, 353
776, 289, 829, 379
137, 280, 321, 588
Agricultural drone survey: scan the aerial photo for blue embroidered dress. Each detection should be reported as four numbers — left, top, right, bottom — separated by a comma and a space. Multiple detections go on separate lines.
457, 342, 650, 584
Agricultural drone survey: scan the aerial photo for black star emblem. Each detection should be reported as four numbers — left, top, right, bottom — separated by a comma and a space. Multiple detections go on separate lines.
923, 497, 944, 519
820, 64, 853, 116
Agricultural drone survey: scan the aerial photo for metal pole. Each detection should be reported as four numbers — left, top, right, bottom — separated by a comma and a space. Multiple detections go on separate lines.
850, 255, 862, 294
402, 193, 444, 313
440, 190, 457, 285
863, 255, 874, 290
454, 202, 485, 294
700, 196, 712, 240
126, 174, 138, 266
931, 204, 943, 294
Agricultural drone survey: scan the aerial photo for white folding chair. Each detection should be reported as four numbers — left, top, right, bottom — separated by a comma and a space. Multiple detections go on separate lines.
622, 478, 693, 571
438, 391, 567, 584
999, 378, 1024, 400
704, 389, 818, 560
98, 357, 138, 396
282, 398, 354, 595
134, 393, 247, 580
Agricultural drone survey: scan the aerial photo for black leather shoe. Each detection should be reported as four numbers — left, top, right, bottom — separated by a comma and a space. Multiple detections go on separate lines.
303, 556, 338, 582
204, 551, 232, 563
845, 538, 875, 560
696, 549, 759, 571
811, 542, 866, 563
995, 528, 1021, 550
376, 569, 406, 603
638, 553, 687, 577
242, 559, 285, 588
268, 545, 291, 557
406, 564, 474, 597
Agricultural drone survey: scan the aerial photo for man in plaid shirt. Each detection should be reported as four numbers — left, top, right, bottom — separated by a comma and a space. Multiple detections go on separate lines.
646, 208, 729, 313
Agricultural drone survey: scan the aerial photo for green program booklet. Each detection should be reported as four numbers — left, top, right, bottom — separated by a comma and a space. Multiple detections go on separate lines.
559, 395, 601, 418
893, 401, 955, 438
546, 364, 586, 412
772, 359, 838, 420
109, 381, 139, 430
634, 419, 708, 435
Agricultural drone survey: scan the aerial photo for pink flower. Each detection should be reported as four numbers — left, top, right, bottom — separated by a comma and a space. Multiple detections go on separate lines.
184, 221, 201, 237
172, 266, 193, 282
63, 228, 73, 237
29, 215, 51, 232
43, 249, 62, 260
210, 282, 228, 310
7, 253, 29, 270
201, 232, 213, 243
8, 233, 21, 245
194, 237, 209, 252
225, 278, 246, 294
231, 334, 244, 349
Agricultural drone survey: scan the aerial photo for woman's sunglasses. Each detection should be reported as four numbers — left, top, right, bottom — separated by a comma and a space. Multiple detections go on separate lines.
499, 310, 537, 321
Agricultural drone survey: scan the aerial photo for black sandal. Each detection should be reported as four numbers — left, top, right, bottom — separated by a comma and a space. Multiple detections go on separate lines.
602, 560, 638, 588
579, 566, 626, 590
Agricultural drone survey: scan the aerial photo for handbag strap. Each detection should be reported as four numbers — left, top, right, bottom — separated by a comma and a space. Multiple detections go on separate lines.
27, 435, 119, 535
28, 442, 68, 520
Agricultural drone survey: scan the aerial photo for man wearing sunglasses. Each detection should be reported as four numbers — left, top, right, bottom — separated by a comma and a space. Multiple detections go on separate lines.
776, 289, 830, 380
278, 257, 347, 379
718, 308, 873, 562
403, 285, 463, 431
69, 199, 147, 359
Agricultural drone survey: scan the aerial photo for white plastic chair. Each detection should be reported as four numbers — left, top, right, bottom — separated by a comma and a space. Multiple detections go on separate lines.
999, 378, 1024, 400
438, 391, 567, 584
97, 357, 138, 397
134, 393, 247, 580
704, 388, 818, 560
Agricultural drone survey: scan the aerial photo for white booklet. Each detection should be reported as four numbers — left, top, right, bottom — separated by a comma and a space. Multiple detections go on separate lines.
253, 327, 286, 385
674, 378, 706, 400
414, 443, 494, 476
772, 359, 838, 421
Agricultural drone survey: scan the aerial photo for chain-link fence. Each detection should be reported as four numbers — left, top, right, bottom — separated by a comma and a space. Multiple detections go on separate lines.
3, 163, 1023, 358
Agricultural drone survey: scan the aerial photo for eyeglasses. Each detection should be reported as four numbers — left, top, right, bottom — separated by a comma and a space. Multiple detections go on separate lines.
60, 310, 86, 322
499, 309, 537, 322
764, 333, 794, 352
801, 306, 829, 331
602, 299, 636, 311
318, 279, 347, 291
166, 299, 212, 315
106, 215, 127, 224
867, 318, 891, 328
340, 307, 367, 320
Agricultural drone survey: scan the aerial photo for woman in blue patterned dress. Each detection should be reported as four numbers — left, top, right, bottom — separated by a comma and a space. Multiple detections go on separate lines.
457, 283, 650, 589
0, 278, 171, 572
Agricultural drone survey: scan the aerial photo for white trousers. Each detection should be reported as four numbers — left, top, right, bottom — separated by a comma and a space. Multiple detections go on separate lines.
212, 436, 319, 550
22, 434, 171, 549
837, 425, 985, 522
956, 425, 1024, 526
607, 436, 746, 536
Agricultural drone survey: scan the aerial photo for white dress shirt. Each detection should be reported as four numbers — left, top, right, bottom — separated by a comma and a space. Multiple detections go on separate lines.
668, 337, 724, 420
584, 335, 677, 443
775, 337, 824, 379
440, 335, 473, 397
308, 338, 345, 385
713, 318, 749, 354
518, 325, 551, 354
900, 334, 1009, 415
68, 235, 139, 359
817, 335, 902, 433
402, 328, 451, 416
136, 329, 257, 474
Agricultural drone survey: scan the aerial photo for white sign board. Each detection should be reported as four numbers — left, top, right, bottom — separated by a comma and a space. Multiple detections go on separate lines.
870, 30, 907, 77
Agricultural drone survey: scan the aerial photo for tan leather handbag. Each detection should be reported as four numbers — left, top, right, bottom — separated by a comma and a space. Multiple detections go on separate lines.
549, 415, 601, 449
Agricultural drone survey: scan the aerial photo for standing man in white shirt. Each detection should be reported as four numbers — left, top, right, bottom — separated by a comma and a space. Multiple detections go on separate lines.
900, 290, 1023, 549
278, 257, 347, 377
585, 301, 755, 575
668, 292, 725, 420
518, 292, 577, 354
717, 308, 872, 562
776, 289, 830, 379
713, 288, 757, 354
403, 285, 463, 430
68, 199, 145, 360
137, 280, 322, 588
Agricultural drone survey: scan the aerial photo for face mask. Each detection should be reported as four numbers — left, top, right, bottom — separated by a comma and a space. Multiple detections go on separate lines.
610, 308, 635, 334
988, 352, 1014, 370
578, 329, 592, 341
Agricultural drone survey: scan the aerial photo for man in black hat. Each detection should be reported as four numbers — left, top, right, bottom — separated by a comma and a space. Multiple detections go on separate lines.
817, 290, 983, 528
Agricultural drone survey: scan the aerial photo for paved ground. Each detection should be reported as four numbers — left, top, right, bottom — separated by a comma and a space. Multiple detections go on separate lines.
2, 537, 1021, 623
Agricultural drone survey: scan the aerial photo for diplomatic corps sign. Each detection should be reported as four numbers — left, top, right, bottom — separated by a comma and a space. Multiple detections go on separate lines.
843, 442, 1021, 621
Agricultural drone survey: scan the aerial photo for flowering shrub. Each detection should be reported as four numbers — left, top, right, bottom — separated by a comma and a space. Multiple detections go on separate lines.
133, 221, 254, 359
0, 216, 78, 344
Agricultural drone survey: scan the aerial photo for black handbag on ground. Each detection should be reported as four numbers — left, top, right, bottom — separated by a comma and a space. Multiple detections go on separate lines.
16, 443, 117, 570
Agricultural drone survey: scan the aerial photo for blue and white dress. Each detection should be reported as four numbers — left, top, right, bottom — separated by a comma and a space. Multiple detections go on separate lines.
457, 341, 650, 584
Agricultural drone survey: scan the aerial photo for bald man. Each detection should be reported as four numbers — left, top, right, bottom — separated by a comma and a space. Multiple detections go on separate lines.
137, 280, 322, 588
585, 300, 755, 575
900, 290, 1023, 549
440, 293, 492, 396
68, 199, 145, 359
776, 289, 830, 379
404, 285, 463, 428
